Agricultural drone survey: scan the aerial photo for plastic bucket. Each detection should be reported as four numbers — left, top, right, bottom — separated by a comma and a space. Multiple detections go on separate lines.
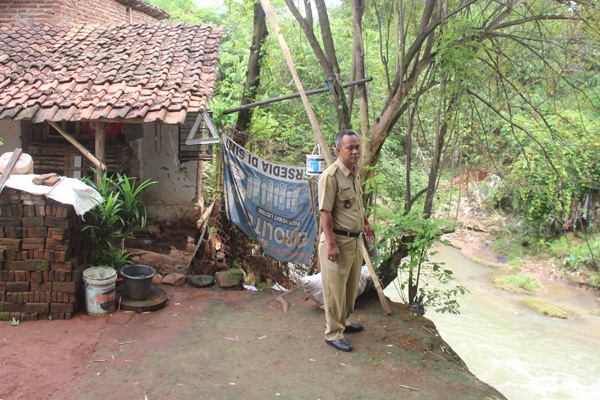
83, 267, 117, 316
306, 154, 325, 176
121, 264, 156, 301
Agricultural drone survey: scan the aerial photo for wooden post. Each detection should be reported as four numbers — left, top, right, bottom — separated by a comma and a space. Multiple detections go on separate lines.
260, 0, 333, 166
95, 122, 106, 186
48, 121, 106, 171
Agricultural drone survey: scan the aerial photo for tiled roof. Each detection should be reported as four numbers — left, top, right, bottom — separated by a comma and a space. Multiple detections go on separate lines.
117, 0, 170, 20
0, 22, 222, 125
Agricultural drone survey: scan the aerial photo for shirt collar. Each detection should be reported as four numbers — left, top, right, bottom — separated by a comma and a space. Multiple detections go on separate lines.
335, 158, 357, 177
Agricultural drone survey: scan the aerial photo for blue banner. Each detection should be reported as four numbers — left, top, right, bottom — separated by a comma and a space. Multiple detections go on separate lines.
222, 135, 315, 264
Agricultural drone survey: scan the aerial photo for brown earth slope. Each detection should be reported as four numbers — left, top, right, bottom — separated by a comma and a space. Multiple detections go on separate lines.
0, 284, 504, 400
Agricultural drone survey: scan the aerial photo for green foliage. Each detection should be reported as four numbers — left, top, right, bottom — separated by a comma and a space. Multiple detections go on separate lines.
503, 111, 600, 232
81, 169, 155, 272
146, 0, 225, 24
374, 210, 466, 314
494, 274, 543, 295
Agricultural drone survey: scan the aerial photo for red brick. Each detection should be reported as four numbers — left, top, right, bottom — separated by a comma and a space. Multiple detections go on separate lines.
23, 238, 45, 245
0, 239, 21, 251
48, 228, 68, 241
50, 261, 73, 272
44, 250, 55, 262
45, 243, 69, 252
25, 302, 49, 314
4, 261, 25, 271
31, 282, 52, 291
4, 302, 24, 312
7, 282, 29, 292
50, 302, 74, 313
45, 217, 71, 229
22, 243, 45, 250
22, 217, 45, 228
27, 227, 48, 238
25, 260, 49, 271
23, 205, 35, 217
53, 281, 76, 294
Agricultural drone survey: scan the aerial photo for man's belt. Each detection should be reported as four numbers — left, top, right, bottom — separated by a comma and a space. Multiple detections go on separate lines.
333, 229, 363, 238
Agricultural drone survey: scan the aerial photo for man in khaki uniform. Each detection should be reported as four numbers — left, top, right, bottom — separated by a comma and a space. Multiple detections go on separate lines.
318, 129, 375, 352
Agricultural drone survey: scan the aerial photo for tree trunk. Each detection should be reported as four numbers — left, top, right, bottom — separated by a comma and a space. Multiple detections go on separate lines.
285, 0, 351, 129
236, 1, 268, 135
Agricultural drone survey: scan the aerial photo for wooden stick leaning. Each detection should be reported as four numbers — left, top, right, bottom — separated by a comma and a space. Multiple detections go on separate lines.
260, 0, 332, 166
48, 121, 106, 171
361, 239, 392, 315
186, 200, 217, 272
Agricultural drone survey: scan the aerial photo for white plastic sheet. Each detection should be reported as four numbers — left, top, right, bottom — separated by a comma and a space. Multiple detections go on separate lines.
4, 174, 103, 216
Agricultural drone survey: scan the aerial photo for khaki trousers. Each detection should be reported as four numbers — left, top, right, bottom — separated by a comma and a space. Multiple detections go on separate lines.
319, 233, 363, 341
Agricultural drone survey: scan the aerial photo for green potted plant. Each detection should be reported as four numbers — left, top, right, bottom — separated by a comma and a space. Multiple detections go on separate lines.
81, 169, 155, 276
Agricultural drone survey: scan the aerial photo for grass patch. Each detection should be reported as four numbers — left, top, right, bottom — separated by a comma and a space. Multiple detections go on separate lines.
521, 299, 568, 319
494, 274, 543, 294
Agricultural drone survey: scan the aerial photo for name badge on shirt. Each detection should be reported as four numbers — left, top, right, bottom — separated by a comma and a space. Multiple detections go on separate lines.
341, 186, 352, 208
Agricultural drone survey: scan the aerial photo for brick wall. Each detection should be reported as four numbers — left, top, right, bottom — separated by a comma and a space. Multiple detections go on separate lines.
0, 0, 160, 25
0, 189, 89, 321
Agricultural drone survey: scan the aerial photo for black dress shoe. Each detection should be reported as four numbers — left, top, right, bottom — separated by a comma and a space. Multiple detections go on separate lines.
325, 338, 353, 352
344, 323, 364, 333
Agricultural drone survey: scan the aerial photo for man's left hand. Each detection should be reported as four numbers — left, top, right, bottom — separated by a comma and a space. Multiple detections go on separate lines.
363, 221, 375, 243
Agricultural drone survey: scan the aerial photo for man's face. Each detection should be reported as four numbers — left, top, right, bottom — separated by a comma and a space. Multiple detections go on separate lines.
336, 133, 361, 168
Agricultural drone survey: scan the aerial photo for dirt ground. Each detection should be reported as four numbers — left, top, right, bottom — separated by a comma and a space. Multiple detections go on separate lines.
0, 221, 506, 400
0, 283, 505, 400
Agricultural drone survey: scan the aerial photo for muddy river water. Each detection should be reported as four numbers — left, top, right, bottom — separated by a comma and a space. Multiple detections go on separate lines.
384, 245, 600, 400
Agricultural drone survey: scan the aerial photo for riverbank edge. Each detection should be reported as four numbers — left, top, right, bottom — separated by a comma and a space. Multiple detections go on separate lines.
444, 227, 600, 297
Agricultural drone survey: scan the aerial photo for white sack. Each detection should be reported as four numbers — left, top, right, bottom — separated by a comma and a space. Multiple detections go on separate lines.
301, 265, 371, 309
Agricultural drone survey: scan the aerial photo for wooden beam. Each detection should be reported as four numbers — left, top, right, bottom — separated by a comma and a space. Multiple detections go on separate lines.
222, 78, 373, 115
95, 122, 106, 185
48, 121, 106, 171
260, 0, 333, 166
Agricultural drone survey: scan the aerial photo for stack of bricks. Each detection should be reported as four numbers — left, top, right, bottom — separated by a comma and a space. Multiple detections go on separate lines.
0, 188, 89, 321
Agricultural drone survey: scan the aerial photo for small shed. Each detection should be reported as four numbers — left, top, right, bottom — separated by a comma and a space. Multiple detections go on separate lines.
0, 20, 223, 222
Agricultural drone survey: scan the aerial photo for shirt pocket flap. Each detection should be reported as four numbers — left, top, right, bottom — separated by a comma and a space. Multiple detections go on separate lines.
338, 187, 355, 201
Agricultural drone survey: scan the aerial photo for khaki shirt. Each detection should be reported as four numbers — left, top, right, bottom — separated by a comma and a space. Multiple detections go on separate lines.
318, 159, 365, 233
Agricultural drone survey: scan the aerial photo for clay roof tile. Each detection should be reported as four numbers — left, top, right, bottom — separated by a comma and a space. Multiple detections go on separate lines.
0, 22, 222, 123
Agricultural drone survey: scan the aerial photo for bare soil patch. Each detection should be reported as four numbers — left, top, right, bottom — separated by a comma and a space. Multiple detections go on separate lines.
0, 221, 507, 399
0, 285, 504, 400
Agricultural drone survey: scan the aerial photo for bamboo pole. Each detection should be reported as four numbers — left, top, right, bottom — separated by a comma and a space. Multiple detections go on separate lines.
48, 121, 106, 171
222, 78, 373, 115
259, 0, 333, 166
